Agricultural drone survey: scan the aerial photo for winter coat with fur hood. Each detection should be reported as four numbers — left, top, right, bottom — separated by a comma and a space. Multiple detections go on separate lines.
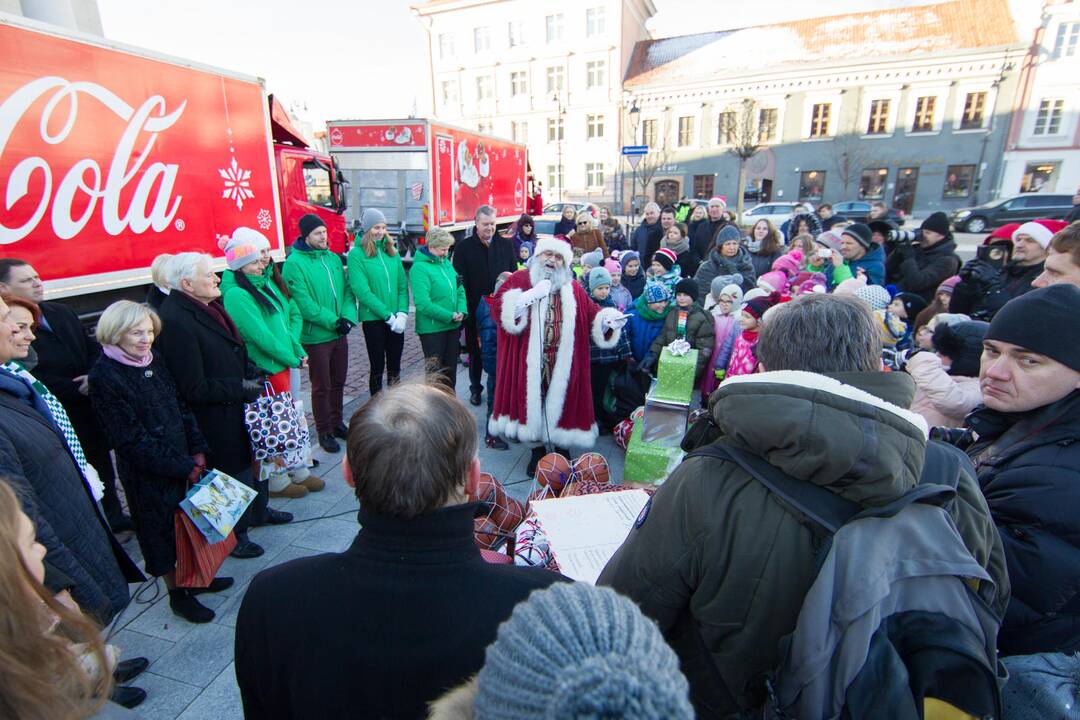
905, 351, 982, 429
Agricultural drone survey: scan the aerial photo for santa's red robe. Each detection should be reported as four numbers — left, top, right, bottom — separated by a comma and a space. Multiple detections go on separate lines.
488, 269, 623, 448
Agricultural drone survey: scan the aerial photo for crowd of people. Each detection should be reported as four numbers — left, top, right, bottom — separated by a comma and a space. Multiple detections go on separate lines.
1, 187, 1079, 718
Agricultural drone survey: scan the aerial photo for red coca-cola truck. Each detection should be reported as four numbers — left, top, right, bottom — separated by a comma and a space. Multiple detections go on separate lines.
0, 14, 347, 312
327, 119, 528, 252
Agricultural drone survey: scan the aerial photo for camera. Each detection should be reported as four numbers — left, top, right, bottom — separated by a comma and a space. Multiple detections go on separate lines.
889, 229, 919, 246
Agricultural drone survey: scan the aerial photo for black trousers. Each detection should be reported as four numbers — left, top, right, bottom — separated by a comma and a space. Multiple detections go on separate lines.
419, 329, 460, 391
462, 315, 483, 395
590, 362, 618, 431
233, 467, 267, 534
361, 321, 404, 397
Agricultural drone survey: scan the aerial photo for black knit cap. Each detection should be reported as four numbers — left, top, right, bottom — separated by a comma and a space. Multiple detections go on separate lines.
673, 278, 699, 303
842, 223, 873, 250
895, 291, 927, 320
986, 285, 1080, 372
932, 320, 989, 378
921, 211, 951, 238
298, 213, 326, 240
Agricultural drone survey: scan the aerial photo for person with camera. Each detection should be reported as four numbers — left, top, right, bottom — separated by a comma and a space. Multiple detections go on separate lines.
950, 219, 1067, 321
885, 212, 962, 304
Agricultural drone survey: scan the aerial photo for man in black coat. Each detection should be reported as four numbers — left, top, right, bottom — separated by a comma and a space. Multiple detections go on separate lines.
885, 212, 962, 304
954, 285, 1080, 656
632, 201, 664, 263
452, 205, 517, 407
689, 197, 729, 261
156, 253, 287, 559
950, 220, 1056, 320
235, 381, 562, 720
0, 259, 130, 531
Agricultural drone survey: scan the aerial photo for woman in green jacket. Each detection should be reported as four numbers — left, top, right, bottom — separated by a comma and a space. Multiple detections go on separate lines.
409, 227, 467, 389
347, 209, 409, 397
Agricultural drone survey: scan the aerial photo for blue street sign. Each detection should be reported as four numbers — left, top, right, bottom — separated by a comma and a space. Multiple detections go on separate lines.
621, 145, 649, 155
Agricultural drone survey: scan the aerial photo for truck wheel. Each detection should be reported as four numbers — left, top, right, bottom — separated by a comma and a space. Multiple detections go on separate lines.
964, 216, 987, 234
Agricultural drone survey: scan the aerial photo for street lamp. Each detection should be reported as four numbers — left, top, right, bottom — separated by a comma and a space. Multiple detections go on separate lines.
628, 100, 641, 231
553, 92, 565, 202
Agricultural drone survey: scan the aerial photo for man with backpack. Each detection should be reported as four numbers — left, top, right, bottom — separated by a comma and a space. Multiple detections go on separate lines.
599, 294, 1007, 719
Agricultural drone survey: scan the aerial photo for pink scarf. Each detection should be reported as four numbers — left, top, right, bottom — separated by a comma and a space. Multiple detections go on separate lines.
103, 345, 153, 368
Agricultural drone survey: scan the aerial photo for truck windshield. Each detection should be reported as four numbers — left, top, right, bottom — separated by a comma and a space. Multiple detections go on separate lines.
303, 161, 334, 208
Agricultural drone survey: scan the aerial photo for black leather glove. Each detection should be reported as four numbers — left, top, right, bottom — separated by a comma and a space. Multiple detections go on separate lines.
241, 379, 265, 403
641, 354, 656, 375
335, 318, 355, 336
958, 259, 1002, 291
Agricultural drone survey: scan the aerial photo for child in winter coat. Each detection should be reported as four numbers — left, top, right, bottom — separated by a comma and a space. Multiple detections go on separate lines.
517, 241, 533, 271
620, 251, 646, 299
625, 282, 672, 366
646, 248, 681, 295
476, 272, 513, 449
588, 267, 633, 431
703, 273, 744, 312
579, 249, 604, 289
604, 259, 633, 311
700, 279, 743, 398
906, 320, 988, 429
727, 291, 780, 377
645, 278, 715, 384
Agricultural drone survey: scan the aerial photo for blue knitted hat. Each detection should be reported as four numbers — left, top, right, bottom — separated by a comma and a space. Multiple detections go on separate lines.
473, 583, 694, 720
716, 224, 742, 245
619, 250, 641, 270
588, 266, 612, 292
644, 282, 672, 304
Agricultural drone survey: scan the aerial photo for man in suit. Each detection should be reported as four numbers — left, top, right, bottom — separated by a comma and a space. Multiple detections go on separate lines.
0, 259, 130, 531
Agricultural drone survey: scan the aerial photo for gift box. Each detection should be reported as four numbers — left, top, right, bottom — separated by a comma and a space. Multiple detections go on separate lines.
641, 396, 689, 444
624, 418, 685, 484
653, 347, 698, 404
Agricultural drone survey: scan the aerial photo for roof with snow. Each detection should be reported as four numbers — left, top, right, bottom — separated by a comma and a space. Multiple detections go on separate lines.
624, 0, 1018, 88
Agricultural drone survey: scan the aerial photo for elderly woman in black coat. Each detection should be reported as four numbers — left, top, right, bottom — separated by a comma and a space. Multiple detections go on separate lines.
89, 300, 233, 624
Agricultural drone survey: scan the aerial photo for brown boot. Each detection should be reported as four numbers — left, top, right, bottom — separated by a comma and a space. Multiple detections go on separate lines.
300, 475, 325, 492
270, 483, 308, 499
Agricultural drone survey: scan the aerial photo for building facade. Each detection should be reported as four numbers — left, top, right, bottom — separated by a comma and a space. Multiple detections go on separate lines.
999, 0, 1080, 199
621, 0, 1025, 217
412, 0, 656, 207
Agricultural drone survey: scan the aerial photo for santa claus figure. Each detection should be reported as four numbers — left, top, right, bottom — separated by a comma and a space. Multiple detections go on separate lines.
489, 237, 627, 472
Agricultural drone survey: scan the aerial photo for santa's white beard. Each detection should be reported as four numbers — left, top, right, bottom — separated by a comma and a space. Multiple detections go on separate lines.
529, 257, 572, 291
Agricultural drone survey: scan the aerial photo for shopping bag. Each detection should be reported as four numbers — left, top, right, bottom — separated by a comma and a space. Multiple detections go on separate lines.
174, 511, 235, 588
243, 383, 307, 460
179, 469, 257, 544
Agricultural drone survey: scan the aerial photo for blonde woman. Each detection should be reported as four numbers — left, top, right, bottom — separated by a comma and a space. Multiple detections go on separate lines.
145, 253, 172, 310
347, 208, 409, 397
570, 211, 610, 258
410, 227, 467, 390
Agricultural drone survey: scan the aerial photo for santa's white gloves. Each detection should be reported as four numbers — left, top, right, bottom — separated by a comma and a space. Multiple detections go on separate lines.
514, 279, 553, 318
602, 314, 628, 331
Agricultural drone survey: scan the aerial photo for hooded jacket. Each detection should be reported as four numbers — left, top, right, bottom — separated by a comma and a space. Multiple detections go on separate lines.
695, 246, 757, 294
886, 236, 962, 304
599, 370, 1006, 718
281, 238, 358, 345
223, 273, 306, 374
828, 243, 886, 287
410, 247, 468, 335
346, 239, 409, 323
625, 294, 670, 364
648, 303, 715, 379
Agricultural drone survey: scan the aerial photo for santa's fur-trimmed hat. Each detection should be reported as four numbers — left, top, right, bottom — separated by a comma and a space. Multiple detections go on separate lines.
534, 237, 573, 265
1013, 219, 1068, 249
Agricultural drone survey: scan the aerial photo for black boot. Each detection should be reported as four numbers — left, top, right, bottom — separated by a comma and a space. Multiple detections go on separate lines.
230, 531, 264, 559
169, 588, 215, 623
369, 376, 383, 398
526, 445, 547, 478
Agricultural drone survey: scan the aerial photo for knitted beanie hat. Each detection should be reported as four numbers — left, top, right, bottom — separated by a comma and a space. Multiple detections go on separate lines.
619, 250, 641, 270
603, 258, 622, 275
519, 241, 534, 258
743, 291, 781, 321
673, 277, 699, 302
652, 248, 677, 271
853, 283, 892, 311
920, 211, 951, 237
771, 250, 803, 278
644, 282, 672, 304
933, 320, 989, 378
298, 213, 326, 240
986, 285, 1080, 372
711, 273, 743, 299
813, 230, 844, 253
719, 283, 743, 306
473, 583, 694, 720
937, 275, 961, 296
588, 267, 612, 291
758, 270, 788, 294
894, 291, 927, 320
219, 228, 266, 271
842, 223, 873, 250
360, 207, 387, 231
581, 249, 604, 269
716, 224, 742, 247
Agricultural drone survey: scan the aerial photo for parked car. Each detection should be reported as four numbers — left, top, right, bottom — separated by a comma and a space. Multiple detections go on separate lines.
528, 214, 562, 240
830, 201, 907, 227
743, 202, 807, 227
543, 201, 600, 220
951, 193, 1074, 233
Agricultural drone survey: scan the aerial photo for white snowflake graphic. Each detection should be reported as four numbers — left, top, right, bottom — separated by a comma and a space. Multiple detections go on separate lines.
256, 208, 272, 230
219, 157, 255, 210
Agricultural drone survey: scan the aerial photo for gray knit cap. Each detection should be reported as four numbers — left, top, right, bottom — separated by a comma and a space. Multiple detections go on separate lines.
360, 207, 387, 231
580, 249, 604, 269
473, 583, 694, 720
715, 224, 742, 246
710, 273, 743, 299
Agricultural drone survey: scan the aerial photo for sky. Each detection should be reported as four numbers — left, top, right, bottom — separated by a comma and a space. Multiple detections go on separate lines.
96, 0, 934, 131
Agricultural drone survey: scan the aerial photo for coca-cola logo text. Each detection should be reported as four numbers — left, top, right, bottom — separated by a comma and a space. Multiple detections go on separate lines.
0, 77, 186, 245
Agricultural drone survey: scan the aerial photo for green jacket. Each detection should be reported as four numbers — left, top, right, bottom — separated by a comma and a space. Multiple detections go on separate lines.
599, 370, 1007, 718
281, 240, 357, 345
223, 272, 306, 374
346, 240, 409, 322
409, 248, 467, 335
221, 266, 303, 340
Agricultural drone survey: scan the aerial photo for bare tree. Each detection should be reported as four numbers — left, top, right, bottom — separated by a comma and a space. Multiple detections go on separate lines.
832, 133, 876, 199
632, 145, 674, 209
727, 98, 762, 221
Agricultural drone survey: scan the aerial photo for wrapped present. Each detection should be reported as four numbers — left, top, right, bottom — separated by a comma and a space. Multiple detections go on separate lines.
653, 346, 698, 404
641, 398, 689, 444
623, 418, 685, 484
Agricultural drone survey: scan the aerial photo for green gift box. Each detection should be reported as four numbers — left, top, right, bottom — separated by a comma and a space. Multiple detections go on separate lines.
624, 419, 685, 485
653, 347, 698, 404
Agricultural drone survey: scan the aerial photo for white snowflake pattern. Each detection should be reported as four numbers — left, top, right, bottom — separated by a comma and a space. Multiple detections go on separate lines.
219, 157, 255, 210
256, 208, 272, 230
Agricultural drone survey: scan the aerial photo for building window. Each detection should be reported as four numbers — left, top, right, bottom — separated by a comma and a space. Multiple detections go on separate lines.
546, 66, 565, 94
474, 27, 491, 53
960, 92, 986, 130
546, 14, 564, 43
475, 76, 493, 101
510, 71, 528, 97
809, 103, 831, 137
586, 114, 605, 139
693, 174, 714, 199
859, 168, 888, 199
511, 120, 528, 144
547, 117, 564, 142
1020, 162, 1059, 193
867, 99, 890, 135
586, 7, 606, 37
677, 116, 695, 147
912, 96, 936, 132
438, 33, 455, 59
717, 111, 736, 144
757, 108, 778, 143
943, 164, 975, 198
586, 60, 606, 90
641, 119, 657, 147
799, 170, 825, 201
478, 121, 493, 134
440, 80, 458, 105
586, 163, 604, 188
547, 164, 563, 190
1034, 99, 1065, 135
1053, 22, 1079, 58
508, 21, 524, 48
